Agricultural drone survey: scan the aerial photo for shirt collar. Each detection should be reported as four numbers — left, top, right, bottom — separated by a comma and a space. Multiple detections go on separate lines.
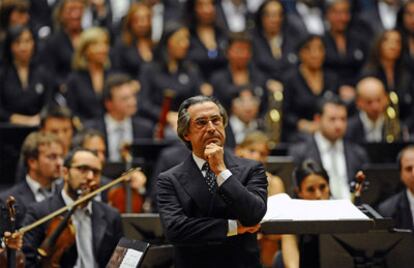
104, 113, 131, 131
61, 189, 93, 215
26, 175, 56, 196
192, 153, 207, 172
314, 131, 344, 153
359, 111, 385, 130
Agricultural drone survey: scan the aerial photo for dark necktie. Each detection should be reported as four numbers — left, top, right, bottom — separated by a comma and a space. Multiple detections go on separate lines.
202, 162, 218, 193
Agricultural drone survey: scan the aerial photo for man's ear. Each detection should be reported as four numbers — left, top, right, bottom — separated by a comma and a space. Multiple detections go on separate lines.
313, 113, 321, 123
183, 133, 191, 141
27, 158, 37, 171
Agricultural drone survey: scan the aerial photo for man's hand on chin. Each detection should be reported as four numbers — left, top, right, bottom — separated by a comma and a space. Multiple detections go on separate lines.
204, 143, 226, 174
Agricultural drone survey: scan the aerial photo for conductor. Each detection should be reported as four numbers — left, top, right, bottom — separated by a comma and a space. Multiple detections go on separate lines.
157, 96, 268, 268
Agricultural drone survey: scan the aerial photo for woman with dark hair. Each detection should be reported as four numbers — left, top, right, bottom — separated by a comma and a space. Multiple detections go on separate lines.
64, 27, 112, 122
282, 34, 339, 142
185, 0, 228, 80
252, 0, 298, 81
322, 0, 369, 102
277, 159, 330, 268
210, 31, 268, 116
138, 21, 207, 129
361, 29, 413, 122
396, 0, 414, 72
111, 2, 154, 78
0, 25, 54, 125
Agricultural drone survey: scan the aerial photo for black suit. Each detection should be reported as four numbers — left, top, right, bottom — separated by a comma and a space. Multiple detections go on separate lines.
0, 180, 37, 226
288, 136, 369, 184
157, 152, 267, 268
377, 190, 414, 231
84, 115, 154, 158
22, 192, 123, 267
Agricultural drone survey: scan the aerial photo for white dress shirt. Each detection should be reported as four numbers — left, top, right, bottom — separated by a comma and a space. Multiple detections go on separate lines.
359, 111, 384, 142
406, 189, 414, 227
229, 115, 259, 145
192, 153, 237, 236
378, 1, 398, 30
221, 0, 247, 33
104, 114, 133, 162
296, 2, 325, 35
61, 190, 96, 268
314, 132, 350, 200
26, 175, 56, 202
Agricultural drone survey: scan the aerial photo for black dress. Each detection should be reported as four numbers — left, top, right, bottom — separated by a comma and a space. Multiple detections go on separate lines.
282, 68, 339, 142
64, 70, 111, 122
0, 62, 55, 122
138, 61, 203, 122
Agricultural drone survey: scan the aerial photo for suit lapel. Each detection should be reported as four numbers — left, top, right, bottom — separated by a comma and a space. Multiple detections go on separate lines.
343, 143, 354, 182
400, 191, 414, 230
311, 138, 323, 164
91, 201, 107, 257
177, 156, 212, 215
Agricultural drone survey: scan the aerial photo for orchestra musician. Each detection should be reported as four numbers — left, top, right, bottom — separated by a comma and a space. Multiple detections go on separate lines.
157, 95, 268, 267
22, 148, 123, 267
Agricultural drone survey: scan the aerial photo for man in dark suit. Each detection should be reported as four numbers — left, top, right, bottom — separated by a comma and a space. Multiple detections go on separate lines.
22, 148, 123, 267
289, 96, 368, 200
0, 131, 64, 225
377, 145, 414, 230
84, 73, 154, 162
346, 76, 402, 143
157, 96, 268, 268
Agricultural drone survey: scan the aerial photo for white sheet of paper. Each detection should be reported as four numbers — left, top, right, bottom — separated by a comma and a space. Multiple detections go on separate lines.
119, 248, 143, 268
262, 193, 369, 222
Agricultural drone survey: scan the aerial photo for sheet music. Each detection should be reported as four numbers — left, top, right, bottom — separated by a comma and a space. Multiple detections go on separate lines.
119, 248, 143, 268
262, 193, 369, 222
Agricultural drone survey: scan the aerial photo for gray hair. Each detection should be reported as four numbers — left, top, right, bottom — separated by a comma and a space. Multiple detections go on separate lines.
177, 96, 228, 150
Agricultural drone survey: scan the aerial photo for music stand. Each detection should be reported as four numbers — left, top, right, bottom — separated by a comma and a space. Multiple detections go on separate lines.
361, 142, 411, 163
265, 156, 295, 196
360, 163, 403, 207
320, 229, 414, 268
106, 237, 150, 268
121, 213, 174, 268
122, 213, 165, 244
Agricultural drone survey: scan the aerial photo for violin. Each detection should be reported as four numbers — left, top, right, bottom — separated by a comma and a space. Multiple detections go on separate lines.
351, 171, 368, 206
107, 146, 146, 213
0, 196, 25, 268
13, 168, 139, 266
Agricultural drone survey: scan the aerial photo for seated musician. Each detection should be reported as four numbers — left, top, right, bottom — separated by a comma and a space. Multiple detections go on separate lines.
0, 131, 64, 224
276, 159, 331, 268
377, 145, 414, 231
22, 148, 123, 267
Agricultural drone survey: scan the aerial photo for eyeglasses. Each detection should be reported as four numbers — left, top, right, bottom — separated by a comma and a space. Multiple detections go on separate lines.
70, 165, 102, 177
192, 115, 223, 129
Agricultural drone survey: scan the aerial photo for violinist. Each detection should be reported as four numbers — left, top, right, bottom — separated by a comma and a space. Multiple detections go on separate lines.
22, 148, 123, 267
0, 131, 64, 225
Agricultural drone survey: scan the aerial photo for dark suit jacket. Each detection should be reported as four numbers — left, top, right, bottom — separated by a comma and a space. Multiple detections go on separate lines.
157, 152, 267, 268
377, 190, 414, 231
288, 136, 369, 183
84, 115, 154, 158
0, 180, 37, 227
22, 192, 123, 267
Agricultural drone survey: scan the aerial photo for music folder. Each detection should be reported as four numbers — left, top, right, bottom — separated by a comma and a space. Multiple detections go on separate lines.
260, 194, 374, 234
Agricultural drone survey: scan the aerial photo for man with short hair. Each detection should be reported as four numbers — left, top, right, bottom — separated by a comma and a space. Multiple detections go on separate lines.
378, 146, 414, 230
40, 106, 75, 156
289, 96, 368, 199
85, 73, 154, 162
0, 131, 64, 220
22, 148, 123, 267
157, 95, 267, 267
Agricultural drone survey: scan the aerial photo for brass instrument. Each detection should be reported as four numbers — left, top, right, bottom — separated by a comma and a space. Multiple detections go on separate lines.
383, 91, 401, 143
264, 80, 284, 149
